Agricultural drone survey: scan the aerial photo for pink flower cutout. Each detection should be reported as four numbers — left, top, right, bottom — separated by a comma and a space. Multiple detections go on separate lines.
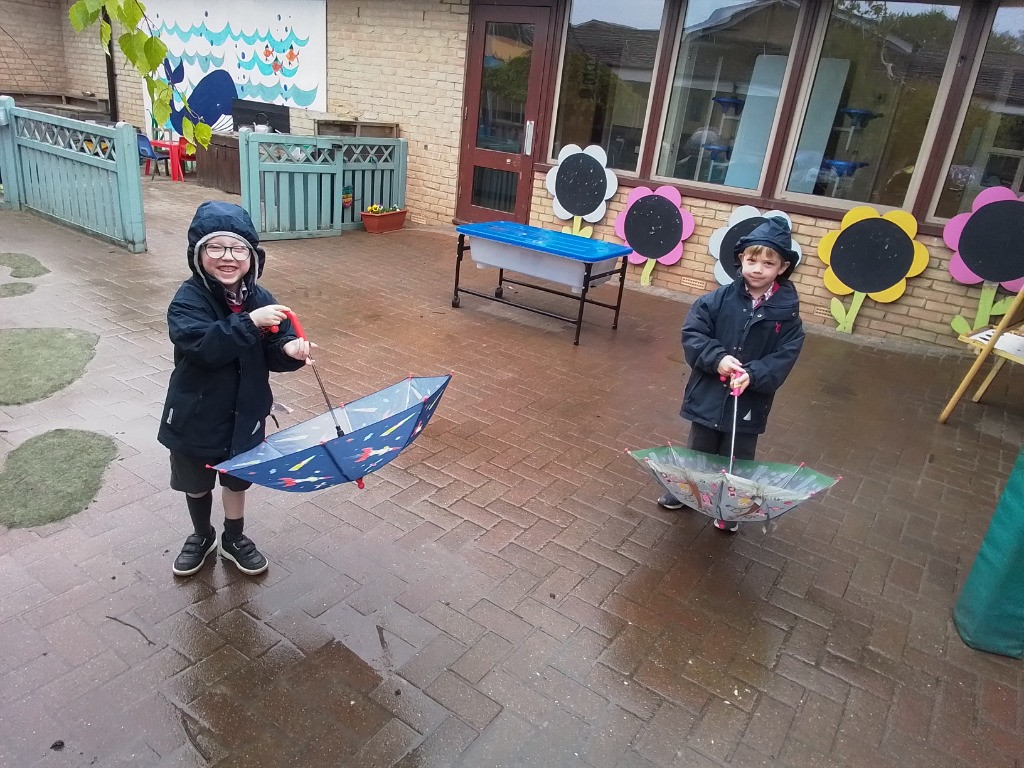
944, 186, 1024, 292
614, 186, 695, 285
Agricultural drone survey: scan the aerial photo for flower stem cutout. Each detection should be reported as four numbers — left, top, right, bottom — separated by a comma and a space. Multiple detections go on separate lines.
943, 187, 1024, 337
545, 145, 618, 239
817, 207, 929, 334
614, 187, 694, 286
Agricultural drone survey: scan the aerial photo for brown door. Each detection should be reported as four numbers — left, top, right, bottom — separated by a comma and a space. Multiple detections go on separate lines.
457, 5, 551, 223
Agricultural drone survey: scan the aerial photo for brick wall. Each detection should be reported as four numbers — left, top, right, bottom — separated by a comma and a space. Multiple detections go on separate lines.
0, 0, 67, 94
60, 0, 109, 100
528, 174, 973, 351
319, 0, 469, 225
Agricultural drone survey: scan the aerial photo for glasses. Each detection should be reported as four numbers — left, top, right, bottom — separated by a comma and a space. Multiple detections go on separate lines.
203, 244, 251, 261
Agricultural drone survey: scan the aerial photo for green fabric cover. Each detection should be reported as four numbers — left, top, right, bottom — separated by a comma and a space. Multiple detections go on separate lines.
954, 447, 1024, 658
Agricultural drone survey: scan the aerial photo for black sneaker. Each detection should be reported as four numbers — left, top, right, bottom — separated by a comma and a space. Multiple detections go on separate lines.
220, 534, 268, 575
658, 492, 685, 510
172, 530, 217, 576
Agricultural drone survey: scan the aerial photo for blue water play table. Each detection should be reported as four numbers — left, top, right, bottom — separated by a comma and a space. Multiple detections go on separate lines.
454, 221, 633, 345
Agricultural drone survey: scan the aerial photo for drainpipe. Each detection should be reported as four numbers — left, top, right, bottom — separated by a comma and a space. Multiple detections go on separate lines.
102, 9, 119, 122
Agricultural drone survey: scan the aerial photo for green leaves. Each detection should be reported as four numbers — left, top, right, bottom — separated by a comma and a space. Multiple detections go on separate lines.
68, 1, 100, 32
830, 297, 847, 328
67, 0, 213, 149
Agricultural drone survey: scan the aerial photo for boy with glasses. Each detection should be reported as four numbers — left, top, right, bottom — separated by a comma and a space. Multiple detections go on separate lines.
158, 201, 314, 576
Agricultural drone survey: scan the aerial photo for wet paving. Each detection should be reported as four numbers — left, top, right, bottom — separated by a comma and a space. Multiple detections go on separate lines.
1, 179, 1023, 767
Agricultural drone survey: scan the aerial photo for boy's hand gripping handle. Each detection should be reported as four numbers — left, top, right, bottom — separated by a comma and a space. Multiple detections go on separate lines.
270, 310, 305, 339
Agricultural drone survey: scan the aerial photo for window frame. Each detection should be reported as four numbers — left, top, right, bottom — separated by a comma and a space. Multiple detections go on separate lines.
772, 1, 975, 219
647, 0, 812, 197
537, 0, 999, 234
545, 0, 673, 178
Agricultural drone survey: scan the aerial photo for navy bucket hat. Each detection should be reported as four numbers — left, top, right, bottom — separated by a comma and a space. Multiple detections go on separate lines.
734, 216, 799, 280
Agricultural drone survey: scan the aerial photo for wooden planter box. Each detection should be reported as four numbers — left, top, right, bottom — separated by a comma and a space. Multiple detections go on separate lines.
361, 209, 407, 234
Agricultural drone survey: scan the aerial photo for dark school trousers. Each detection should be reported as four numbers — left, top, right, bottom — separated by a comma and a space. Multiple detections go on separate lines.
688, 422, 758, 461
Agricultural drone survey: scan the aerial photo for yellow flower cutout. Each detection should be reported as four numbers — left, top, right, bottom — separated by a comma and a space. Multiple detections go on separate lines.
817, 206, 929, 333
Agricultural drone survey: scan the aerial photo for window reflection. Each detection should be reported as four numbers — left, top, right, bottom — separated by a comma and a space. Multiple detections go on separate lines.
552, 0, 665, 172
656, 1, 800, 190
936, 4, 1024, 218
477, 23, 535, 153
786, 1, 960, 207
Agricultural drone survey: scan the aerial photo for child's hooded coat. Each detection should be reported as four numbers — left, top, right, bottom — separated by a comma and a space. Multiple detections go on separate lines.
157, 201, 305, 460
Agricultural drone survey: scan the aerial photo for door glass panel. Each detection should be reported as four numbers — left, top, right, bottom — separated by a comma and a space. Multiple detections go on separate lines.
936, 4, 1024, 218
476, 22, 535, 153
655, 1, 800, 189
552, 0, 666, 172
472, 166, 518, 212
785, 1, 960, 206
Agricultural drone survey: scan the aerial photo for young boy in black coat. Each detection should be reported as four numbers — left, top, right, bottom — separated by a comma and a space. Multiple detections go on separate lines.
660, 216, 805, 531
159, 201, 313, 576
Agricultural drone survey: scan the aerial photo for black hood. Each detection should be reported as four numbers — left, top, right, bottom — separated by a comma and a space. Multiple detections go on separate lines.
186, 201, 266, 294
734, 216, 799, 280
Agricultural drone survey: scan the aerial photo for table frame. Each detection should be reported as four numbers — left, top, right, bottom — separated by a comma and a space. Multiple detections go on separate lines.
452, 232, 628, 346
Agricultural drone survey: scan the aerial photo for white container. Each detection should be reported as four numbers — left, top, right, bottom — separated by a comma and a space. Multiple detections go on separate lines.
469, 238, 618, 294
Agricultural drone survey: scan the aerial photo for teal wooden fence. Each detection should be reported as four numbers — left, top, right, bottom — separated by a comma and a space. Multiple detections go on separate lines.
239, 130, 407, 240
0, 96, 146, 252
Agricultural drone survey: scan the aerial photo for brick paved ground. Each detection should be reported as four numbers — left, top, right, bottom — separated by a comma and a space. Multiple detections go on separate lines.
1, 180, 1022, 768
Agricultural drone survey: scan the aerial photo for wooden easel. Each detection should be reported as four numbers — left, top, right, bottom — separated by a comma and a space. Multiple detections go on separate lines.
939, 285, 1024, 423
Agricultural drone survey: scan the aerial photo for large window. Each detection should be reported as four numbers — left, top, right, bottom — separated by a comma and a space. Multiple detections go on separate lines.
551, 0, 666, 172
546, 0, 1020, 223
936, 3, 1024, 217
785, 2, 961, 208
656, 1, 801, 189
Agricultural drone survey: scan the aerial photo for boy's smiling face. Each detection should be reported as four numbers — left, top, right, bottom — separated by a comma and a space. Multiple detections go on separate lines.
200, 235, 252, 290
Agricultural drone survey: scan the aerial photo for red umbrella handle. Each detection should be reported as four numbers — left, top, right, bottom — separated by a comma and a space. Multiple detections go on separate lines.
270, 310, 305, 339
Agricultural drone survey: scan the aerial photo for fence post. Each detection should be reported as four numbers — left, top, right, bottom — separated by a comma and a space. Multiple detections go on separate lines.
112, 121, 147, 252
394, 138, 408, 210
239, 128, 261, 227
0, 95, 24, 210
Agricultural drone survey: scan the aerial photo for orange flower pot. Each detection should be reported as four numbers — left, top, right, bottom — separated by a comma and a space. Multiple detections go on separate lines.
361, 209, 407, 234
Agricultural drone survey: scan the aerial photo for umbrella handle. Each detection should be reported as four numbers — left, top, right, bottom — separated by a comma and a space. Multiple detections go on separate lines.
270, 310, 306, 339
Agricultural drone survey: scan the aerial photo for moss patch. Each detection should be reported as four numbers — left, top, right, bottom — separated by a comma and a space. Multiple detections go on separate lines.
0, 328, 99, 405
0, 252, 49, 278
0, 282, 36, 297
0, 429, 118, 528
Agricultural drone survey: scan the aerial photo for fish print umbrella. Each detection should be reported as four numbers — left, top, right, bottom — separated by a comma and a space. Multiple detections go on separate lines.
213, 312, 451, 492
630, 390, 838, 527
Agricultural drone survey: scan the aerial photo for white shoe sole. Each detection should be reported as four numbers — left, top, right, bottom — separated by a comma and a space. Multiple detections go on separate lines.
172, 538, 217, 576
219, 544, 269, 575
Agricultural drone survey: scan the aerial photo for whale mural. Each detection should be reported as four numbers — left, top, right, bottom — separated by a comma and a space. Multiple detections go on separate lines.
145, 0, 327, 132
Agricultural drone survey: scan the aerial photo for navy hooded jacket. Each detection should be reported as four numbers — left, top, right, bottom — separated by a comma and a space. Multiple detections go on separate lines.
680, 218, 805, 434
157, 201, 305, 461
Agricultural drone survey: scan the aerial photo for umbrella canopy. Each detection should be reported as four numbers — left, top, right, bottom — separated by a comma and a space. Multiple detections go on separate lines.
215, 375, 451, 492
629, 445, 838, 524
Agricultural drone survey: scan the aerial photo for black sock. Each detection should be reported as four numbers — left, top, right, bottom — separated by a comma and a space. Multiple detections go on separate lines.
185, 493, 214, 538
223, 517, 244, 542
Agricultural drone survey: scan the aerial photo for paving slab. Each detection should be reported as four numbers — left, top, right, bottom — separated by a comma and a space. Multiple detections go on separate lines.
1, 179, 1022, 767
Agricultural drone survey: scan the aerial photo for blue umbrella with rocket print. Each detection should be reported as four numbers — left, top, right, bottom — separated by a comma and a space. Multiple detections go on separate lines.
213, 312, 451, 492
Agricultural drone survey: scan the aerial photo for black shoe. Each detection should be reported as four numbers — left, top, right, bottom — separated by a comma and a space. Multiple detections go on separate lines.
658, 492, 685, 510
172, 529, 217, 576
714, 518, 739, 533
220, 534, 268, 575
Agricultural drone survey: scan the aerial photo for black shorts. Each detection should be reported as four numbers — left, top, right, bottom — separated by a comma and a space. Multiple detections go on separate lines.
169, 452, 252, 494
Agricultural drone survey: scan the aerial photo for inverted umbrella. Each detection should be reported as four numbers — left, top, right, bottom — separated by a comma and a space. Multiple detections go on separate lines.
213, 312, 451, 492
630, 390, 839, 527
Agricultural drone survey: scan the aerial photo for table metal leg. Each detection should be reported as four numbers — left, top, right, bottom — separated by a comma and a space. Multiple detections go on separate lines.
612, 257, 626, 330
574, 264, 593, 346
453, 234, 466, 308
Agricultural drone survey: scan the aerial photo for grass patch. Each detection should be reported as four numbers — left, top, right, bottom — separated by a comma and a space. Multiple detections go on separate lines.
0, 429, 118, 528
0, 328, 99, 405
0, 282, 36, 297
0, 252, 49, 278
